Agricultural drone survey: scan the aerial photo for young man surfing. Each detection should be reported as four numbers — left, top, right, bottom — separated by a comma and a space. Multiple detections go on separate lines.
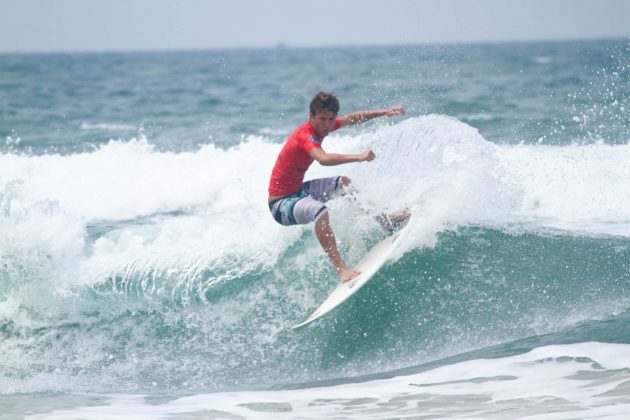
268, 92, 406, 282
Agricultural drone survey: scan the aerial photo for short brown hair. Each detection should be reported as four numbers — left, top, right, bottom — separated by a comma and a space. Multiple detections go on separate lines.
309, 92, 340, 115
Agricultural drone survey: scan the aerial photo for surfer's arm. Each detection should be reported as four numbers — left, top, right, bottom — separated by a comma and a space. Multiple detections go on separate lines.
338, 105, 406, 127
309, 147, 375, 166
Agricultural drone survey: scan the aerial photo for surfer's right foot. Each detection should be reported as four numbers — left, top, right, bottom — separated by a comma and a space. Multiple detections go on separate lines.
376, 208, 412, 235
338, 266, 360, 283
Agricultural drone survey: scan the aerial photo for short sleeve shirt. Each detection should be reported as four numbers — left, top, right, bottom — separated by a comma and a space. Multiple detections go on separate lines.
268, 118, 342, 197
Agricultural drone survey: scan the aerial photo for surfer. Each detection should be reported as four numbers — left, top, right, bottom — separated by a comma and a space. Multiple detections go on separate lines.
268, 92, 406, 282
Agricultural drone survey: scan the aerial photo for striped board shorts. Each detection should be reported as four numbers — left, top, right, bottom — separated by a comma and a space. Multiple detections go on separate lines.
269, 176, 343, 226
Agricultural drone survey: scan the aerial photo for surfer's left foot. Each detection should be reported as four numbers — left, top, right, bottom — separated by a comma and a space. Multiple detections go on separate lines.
338, 266, 360, 283
376, 208, 412, 235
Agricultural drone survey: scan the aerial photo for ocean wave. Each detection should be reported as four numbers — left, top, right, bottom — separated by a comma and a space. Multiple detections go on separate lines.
2, 115, 630, 395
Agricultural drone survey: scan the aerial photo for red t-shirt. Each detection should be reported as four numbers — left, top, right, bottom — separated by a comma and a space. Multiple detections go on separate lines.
268, 118, 342, 197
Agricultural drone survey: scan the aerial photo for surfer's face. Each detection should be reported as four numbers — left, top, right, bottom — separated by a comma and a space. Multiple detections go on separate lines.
310, 110, 337, 138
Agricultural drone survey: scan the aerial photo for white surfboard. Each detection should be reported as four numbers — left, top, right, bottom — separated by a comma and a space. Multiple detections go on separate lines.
292, 210, 413, 329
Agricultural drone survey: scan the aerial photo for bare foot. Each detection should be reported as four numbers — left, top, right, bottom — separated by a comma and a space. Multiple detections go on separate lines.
338, 266, 361, 283
389, 208, 411, 223
376, 207, 412, 234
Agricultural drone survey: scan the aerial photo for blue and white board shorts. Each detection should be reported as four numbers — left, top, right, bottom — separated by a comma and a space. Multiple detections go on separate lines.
269, 176, 343, 226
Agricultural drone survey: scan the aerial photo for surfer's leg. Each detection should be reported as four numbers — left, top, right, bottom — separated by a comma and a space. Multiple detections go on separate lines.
304, 176, 354, 202
314, 211, 360, 283
293, 179, 361, 282
270, 193, 358, 282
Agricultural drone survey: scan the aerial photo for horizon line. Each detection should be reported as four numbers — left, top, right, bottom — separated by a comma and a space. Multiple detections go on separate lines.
1, 35, 628, 56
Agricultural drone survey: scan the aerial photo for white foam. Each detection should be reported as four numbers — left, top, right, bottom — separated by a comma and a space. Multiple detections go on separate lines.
80, 122, 137, 131
3, 115, 630, 296
23, 342, 630, 420
500, 142, 630, 235
461, 112, 496, 122
0, 135, 303, 314
533, 55, 553, 64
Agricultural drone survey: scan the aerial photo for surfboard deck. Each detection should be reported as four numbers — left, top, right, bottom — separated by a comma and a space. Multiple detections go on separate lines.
292, 210, 413, 329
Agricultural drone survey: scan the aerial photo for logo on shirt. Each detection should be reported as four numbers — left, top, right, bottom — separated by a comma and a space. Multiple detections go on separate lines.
310, 134, 322, 144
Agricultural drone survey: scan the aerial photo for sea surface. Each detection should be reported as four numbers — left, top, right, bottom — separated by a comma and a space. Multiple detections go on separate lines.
1, 39, 630, 419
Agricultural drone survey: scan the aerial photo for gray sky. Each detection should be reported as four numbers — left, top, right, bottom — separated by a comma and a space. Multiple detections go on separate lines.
1, 0, 629, 53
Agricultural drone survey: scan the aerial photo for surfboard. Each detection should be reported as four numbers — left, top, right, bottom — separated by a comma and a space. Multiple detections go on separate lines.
292, 210, 413, 329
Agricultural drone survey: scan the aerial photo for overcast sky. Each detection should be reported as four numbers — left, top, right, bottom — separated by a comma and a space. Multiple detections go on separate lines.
1, 0, 629, 53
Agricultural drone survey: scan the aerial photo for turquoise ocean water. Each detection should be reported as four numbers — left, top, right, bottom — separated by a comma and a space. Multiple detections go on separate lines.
2, 39, 630, 418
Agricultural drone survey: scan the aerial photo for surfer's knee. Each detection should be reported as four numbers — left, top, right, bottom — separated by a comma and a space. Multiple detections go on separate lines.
338, 176, 358, 198
339, 176, 351, 188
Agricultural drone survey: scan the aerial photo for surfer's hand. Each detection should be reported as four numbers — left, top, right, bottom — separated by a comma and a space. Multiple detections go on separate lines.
359, 149, 375, 162
386, 105, 406, 116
